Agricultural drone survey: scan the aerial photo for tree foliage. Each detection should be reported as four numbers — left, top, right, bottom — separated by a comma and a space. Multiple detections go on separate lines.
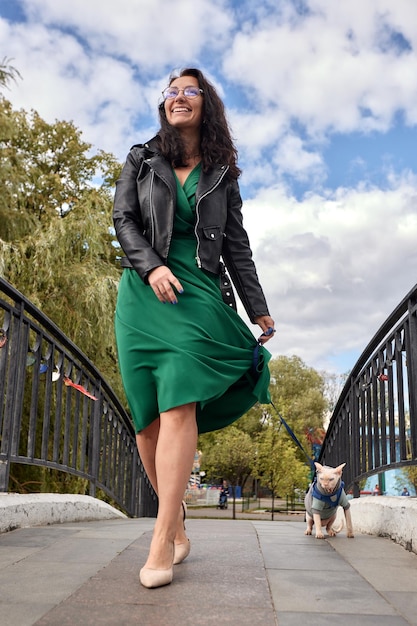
254, 416, 309, 518
0, 92, 124, 397
403, 465, 417, 493
200, 426, 255, 518
0, 57, 21, 91
269, 355, 327, 453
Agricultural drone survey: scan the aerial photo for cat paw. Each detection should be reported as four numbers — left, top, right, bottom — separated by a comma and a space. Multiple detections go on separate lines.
328, 529, 336, 537
304, 529, 312, 535
347, 532, 355, 538
315, 533, 325, 539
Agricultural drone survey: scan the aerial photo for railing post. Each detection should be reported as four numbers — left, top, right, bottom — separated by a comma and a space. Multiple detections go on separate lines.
130, 445, 138, 516
349, 378, 359, 491
0, 312, 22, 492
406, 298, 417, 458
0, 459, 10, 492
89, 389, 102, 499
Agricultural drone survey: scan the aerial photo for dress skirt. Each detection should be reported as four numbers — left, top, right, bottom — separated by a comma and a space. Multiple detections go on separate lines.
115, 165, 271, 434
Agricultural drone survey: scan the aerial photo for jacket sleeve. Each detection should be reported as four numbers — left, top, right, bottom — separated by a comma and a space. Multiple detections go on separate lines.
113, 149, 165, 282
222, 180, 270, 323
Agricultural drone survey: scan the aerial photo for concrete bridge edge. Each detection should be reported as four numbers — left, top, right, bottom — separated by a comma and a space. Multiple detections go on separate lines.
348, 495, 417, 554
0, 493, 126, 533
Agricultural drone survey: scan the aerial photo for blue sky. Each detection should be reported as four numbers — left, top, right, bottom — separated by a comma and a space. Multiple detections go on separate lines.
1, 0, 417, 377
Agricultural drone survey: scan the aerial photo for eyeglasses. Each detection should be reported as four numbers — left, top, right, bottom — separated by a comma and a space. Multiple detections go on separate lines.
162, 85, 203, 100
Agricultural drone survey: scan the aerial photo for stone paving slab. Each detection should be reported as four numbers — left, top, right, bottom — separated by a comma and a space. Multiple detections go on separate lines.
0, 519, 154, 626
255, 521, 416, 626
34, 519, 276, 626
328, 532, 417, 625
0, 516, 416, 625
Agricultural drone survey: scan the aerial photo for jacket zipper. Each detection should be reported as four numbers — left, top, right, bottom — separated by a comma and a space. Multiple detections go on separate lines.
194, 165, 229, 268
149, 170, 155, 248
148, 162, 175, 259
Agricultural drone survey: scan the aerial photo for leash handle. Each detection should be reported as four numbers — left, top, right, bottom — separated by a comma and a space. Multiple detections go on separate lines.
252, 328, 275, 376
257, 327, 276, 342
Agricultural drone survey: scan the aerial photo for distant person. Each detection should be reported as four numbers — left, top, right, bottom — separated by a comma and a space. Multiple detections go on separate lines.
218, 480, 229, 509
372, 484, 380, 496
401, 487, 410, 496
113, 67, 275, 589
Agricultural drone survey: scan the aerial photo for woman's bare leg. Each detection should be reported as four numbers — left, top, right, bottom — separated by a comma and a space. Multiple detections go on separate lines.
138, 403, 197, 569
136, 419, 188, 546
136, 419, 159, 493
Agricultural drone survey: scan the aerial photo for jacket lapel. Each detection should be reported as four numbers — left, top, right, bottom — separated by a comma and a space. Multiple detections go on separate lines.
196, 165, 228, 200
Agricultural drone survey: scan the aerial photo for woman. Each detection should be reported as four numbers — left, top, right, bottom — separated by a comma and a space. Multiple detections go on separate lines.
113, 68, 275, 588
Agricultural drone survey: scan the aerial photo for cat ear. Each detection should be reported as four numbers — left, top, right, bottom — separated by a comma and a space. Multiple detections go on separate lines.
335, 463, 346, 474
314, 462, 323, 473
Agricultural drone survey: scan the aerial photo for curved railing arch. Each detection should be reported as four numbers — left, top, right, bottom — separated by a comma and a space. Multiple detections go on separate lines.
319, 283, 417, 495
0, 277, 157, 517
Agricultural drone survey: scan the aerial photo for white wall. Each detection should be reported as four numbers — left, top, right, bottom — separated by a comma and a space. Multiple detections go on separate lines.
349, 496, 417, 554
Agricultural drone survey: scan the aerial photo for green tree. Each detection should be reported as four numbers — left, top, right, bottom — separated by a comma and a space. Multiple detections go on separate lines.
0, 94, 123, 394
200, 425, 255, 519
0, 57, 21, 91
403, 465, 417, 493
197, 403, 266, 465
254, 414, 309, 520
269, 355, 327, 461
233, 403, 268, 438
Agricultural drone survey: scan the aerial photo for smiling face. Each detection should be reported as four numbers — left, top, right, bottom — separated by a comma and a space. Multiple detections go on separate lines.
164, 75, 204, 133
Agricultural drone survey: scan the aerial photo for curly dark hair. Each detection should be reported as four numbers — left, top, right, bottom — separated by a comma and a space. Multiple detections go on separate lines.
157, 68, 241, 180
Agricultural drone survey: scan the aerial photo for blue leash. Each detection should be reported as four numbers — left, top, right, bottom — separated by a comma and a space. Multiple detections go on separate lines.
270, 400, 316, 471
253, 330, 316, 472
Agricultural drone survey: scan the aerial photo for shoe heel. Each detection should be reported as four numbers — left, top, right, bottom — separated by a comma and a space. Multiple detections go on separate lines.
173, 539, 191, 565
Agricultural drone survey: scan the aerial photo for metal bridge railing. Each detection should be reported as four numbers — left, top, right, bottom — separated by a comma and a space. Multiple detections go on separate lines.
320, 283, 417, 496
0, 277, 157, 518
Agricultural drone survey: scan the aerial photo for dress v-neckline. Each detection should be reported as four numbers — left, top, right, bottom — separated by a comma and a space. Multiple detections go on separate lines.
174, 162, 202, 188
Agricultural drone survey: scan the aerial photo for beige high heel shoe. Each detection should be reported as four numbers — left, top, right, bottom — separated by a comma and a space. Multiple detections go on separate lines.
139, 565, 173, 589
140, 541, 174, 589
173, 501, 191, 565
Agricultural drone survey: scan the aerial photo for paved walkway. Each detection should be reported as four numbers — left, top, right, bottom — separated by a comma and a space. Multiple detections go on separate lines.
1, 516, 416, 625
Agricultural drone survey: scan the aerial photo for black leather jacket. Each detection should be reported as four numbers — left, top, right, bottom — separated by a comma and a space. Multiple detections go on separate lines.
113, 137, 269, 322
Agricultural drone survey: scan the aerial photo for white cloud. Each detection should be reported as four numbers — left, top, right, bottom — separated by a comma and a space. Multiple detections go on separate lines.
20, 0, 233, 68
2, 20, 142, 151
243, 172, 417, 370
230, 108, 289, 155
223, 1, 417, 135
271, 134, 325, 182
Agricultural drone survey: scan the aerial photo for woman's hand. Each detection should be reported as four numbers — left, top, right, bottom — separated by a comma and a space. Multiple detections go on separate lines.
254, 315, 276, 344
148, 266, 184, 304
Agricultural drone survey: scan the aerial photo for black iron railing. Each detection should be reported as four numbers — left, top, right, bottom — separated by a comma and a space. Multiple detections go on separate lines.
320, 283, 417, 496
0, 277, 157, 517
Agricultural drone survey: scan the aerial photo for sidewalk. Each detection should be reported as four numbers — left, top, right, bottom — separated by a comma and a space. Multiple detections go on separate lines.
0, 516, 416, 625
186, 501, 304, 522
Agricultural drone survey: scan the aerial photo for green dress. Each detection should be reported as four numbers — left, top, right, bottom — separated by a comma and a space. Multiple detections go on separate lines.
115, 164, 271, 433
